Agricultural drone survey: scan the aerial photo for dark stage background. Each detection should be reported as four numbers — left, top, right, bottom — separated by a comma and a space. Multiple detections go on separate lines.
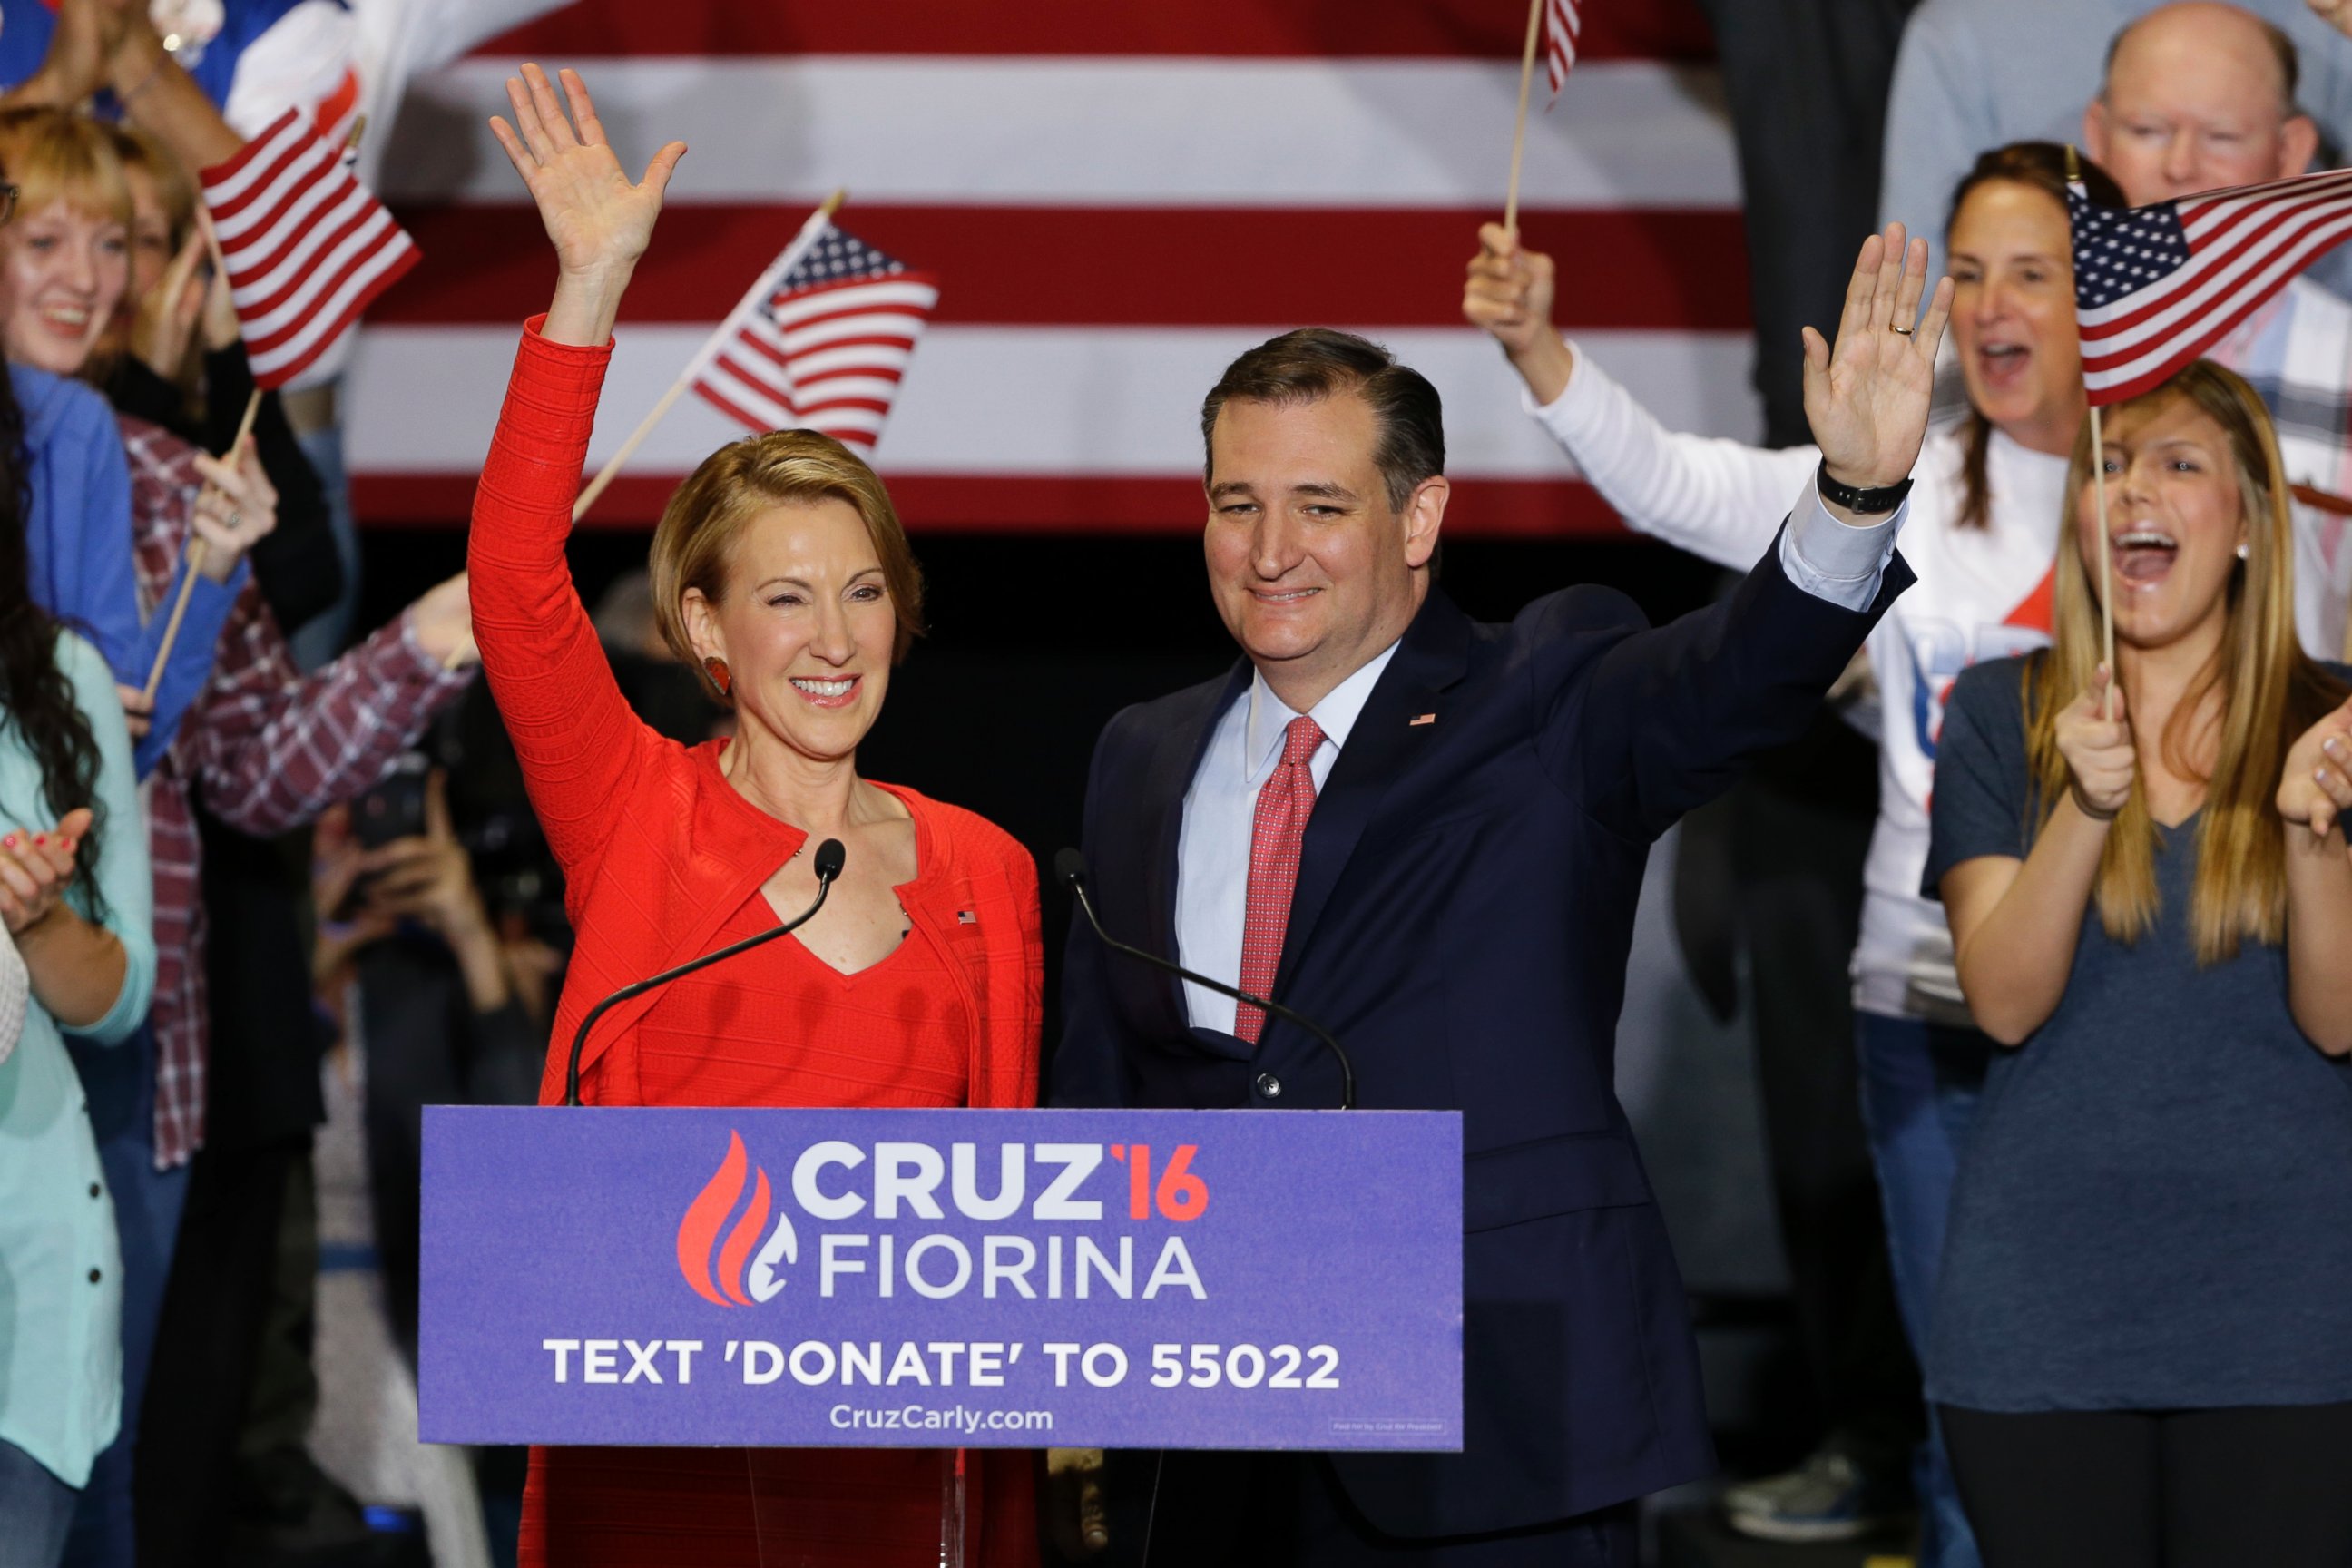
357, 524, 1722, 1042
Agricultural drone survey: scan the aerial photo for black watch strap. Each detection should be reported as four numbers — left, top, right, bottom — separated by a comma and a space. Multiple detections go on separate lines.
1816, 460, 1913, 516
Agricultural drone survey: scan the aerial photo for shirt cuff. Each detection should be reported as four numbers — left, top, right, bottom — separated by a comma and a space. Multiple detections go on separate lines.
1516, 337, 1601, 433
1779, 473, 1904, 612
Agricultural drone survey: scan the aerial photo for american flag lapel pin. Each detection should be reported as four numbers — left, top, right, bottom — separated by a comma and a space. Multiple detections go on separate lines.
1408, 712, 1436, 727
957, 911, 978, 925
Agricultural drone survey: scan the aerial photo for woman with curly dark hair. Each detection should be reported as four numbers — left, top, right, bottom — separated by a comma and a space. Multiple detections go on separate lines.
0, 345, 156, 1559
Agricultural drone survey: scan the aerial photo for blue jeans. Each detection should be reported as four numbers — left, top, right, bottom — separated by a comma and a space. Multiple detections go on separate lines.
61, 1026, 190, 1568
289, 418, 358, 672
1855, 1012, 1990, 1568
0, 1440, 77, 1568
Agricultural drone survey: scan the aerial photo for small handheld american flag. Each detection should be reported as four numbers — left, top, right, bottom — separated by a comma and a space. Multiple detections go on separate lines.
2068, 167, 2352, 405
691, 222, 940, 455
1544, 0, 1583, 101
200, 109, 420, 388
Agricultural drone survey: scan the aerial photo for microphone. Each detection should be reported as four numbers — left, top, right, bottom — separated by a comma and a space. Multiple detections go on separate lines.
564, 838, 846, 1106
1055, 847, 1356, 1110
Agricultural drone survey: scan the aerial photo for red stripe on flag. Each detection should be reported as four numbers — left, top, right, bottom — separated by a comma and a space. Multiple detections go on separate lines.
478, 0, 1711, 62
381, 205, 1750, 330
356, 472, 1640, 535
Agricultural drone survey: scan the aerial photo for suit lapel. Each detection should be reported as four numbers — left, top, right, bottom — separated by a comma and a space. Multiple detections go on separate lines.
1273, 591, 1474, 999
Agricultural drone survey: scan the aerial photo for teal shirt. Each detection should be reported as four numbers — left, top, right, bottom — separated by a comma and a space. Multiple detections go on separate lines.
0, 631, 155, 1487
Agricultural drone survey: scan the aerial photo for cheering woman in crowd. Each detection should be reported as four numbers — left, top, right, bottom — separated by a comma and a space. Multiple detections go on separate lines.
1465, 141, 2122, 1560
0, 426, 155, 1562
1925, 361, 2352, 1565
473, 65, 1038, 1566
0, 113, 229, 776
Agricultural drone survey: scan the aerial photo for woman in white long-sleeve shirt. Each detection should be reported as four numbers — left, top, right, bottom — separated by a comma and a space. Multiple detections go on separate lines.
1465, 141, 2122, 1568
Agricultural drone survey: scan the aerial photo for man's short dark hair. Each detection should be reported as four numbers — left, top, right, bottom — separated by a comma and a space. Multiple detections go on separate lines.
1200, 328, 1446, 513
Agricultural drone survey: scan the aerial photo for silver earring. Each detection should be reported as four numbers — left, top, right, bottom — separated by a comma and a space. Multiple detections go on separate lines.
2236, 543, 2250, 560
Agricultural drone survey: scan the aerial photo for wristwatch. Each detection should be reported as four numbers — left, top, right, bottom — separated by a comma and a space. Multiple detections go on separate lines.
1816, 460, 1913, 516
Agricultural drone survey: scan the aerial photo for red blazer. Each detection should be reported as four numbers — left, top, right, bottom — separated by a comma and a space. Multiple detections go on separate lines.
468, 320, 1043, 1112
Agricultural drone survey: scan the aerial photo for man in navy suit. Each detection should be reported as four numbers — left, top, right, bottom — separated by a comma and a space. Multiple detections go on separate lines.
1050, 225, 1953, 1564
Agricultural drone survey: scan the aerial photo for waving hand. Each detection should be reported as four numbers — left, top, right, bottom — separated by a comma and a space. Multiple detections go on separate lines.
1802, 223, 1955, 495
489, 64, 685, 346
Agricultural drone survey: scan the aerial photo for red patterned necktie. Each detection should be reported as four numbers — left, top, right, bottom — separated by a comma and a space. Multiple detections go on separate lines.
1236, 714, 1325, 1044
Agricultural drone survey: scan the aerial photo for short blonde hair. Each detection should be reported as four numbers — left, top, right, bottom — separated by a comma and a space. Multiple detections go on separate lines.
0, 107, 132, 229
649, 430, 926, 701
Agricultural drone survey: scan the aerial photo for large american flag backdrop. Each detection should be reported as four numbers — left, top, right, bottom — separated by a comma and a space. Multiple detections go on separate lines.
354, 0, 1749, 535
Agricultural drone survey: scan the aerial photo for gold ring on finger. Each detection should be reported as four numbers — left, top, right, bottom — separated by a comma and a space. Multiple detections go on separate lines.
1889, 323, 1915, 336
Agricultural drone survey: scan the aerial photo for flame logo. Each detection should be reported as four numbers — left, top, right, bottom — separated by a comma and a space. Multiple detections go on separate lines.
676, 1131, 796, 1308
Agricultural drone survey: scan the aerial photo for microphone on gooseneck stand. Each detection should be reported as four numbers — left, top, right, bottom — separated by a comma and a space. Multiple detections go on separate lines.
564, 838, 847, 1106
1054, 847, 1356, 1110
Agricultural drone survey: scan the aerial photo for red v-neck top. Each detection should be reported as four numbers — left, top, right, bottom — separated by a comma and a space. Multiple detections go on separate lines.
470, 320, 1041, 1567
634, 884, 972, 1109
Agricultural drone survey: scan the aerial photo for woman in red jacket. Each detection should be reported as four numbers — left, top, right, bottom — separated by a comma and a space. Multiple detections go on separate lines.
472, 64, 1041, 1567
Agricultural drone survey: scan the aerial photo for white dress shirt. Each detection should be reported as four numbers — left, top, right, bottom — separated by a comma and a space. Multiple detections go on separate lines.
1174, 642, 1400, 1034
1171, 480, 1904, 1034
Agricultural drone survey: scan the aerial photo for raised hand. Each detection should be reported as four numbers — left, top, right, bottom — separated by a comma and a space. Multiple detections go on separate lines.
2278, 693, 2352, 845
1463, 222, 1572, 403
2056, 666, 2137, 821
489, 64, 684, 346
1802, 223, 1955, 493
191, 436, 279, 583
13, 0, 131, 106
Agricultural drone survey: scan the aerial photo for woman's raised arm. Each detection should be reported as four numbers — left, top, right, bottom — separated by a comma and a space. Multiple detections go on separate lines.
468, 65, 686, 879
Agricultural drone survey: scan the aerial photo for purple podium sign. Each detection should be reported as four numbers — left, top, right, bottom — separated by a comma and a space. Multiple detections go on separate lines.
420, 1107, 1461, 1451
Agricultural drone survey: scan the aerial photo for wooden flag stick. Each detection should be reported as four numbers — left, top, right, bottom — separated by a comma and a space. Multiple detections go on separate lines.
572, 188, 848, 524
1502, 0, 1544, 237
2090, 400, 2117, 719
142, 388, 264, 704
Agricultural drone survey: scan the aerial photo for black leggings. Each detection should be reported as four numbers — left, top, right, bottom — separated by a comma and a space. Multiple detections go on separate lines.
1941, 1403, 2352, 1568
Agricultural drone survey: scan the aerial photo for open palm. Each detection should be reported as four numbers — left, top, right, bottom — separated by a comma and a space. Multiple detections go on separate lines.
1801, 223, 1954, 490
489, 64, 684, 279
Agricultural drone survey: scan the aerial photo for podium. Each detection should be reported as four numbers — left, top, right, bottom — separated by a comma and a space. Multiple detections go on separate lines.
420, 1106, 1461, 1563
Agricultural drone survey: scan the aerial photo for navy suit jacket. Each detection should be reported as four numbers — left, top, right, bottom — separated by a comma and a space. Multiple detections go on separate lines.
1051, 528, 1913, 1536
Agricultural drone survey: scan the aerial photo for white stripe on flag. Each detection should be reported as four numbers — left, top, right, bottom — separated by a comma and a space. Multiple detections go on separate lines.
385, 58, 1738, 209
347, 325, 1761, 476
